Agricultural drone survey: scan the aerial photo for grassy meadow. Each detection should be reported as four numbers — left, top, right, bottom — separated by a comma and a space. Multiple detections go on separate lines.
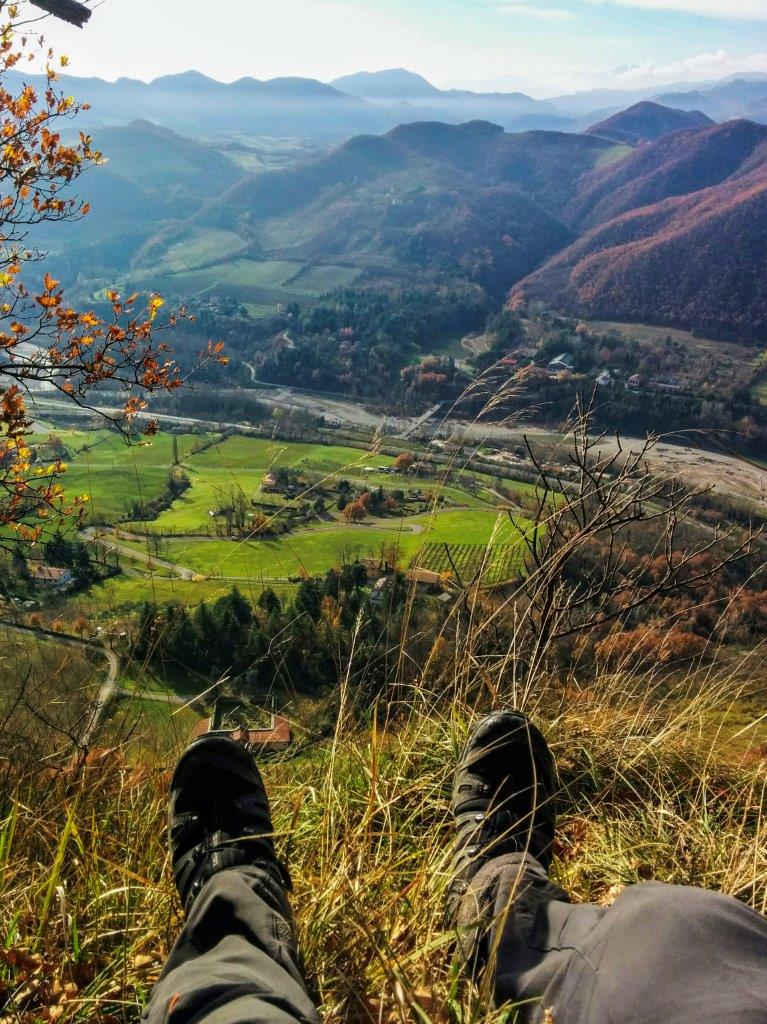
20, 427, 532, 620
129, 247, 362, 313
1, 640, 765, 1023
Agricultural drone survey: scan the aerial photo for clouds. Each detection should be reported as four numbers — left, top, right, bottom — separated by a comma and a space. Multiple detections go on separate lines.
493, 3, 576, 20
582, 0, 767, 20
608, 49, 767, 85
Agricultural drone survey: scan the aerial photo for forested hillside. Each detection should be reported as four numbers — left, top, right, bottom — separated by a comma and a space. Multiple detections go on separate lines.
139, 121, 620, 299
511, 121, 767, 339
585, 101, 713, 145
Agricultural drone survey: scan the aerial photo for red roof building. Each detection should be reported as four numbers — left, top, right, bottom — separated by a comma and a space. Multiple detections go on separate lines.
191, 713, 292, 752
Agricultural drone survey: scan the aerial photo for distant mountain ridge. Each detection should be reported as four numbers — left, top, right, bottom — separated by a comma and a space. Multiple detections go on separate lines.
6, 65, 765, 142
21, 72, 766, 343
586, 101, 714, 145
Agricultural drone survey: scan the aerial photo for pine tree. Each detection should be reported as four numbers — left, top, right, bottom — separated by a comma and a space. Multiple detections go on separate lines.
227, 586, 253, 626
257, 587, 282, 618
193, 602, 220, 673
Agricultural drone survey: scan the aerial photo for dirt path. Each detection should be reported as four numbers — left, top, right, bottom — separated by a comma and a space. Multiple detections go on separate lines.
1, 620, 120, 747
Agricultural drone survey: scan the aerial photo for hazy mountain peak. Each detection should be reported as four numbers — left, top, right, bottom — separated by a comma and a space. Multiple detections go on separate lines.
331, 68, 441, 100
149, 70, 222, 91
586, 101, 714, 145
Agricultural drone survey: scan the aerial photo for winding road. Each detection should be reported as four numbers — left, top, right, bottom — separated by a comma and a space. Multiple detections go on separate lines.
1, 620, 120, 747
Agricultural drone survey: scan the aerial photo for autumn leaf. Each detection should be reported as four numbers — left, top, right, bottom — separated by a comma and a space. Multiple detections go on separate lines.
148, 294, 164, 321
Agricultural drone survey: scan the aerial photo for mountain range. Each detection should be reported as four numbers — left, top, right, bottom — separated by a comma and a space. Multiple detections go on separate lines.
10, 66, 767, 142
511, 119, 767, 340
22, 66, 767, 343
112, 103, 763, 340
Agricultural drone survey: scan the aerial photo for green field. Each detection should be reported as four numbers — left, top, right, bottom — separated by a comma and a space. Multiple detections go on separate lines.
154, 228, 249, 273
27, 428, 207, 525
125, 436, 402, 535
154, 508, 530, 582
24, 427, 534, 612
130, 250, 362, 313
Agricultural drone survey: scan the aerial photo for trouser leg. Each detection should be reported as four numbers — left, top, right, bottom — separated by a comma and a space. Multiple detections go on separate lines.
143, 866, 320, 1024
457, 853, 767, 1024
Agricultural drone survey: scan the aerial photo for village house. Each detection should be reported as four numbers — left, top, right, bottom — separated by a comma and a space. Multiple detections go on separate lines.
29, 565, 75, 589
406, 567, 445, 590
648, 377, 684, 394
547, 353, 575, 373
192, 712, 292, 752
360, 556, 388, 580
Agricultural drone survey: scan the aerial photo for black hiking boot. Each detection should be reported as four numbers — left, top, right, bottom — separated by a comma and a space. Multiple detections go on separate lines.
446, 711, 557, 924
169, 734, 290, 912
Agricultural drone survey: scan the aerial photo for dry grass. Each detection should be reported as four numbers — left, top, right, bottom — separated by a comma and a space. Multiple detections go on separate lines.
1, 655, 765, 1024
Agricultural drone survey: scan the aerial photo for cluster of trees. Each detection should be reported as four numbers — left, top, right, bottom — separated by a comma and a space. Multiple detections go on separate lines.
399, 355, 462, 395
133, 568, 429, 701
125, 468, 190, 522
560, 532, 767, 664
42, 534, 101, 587
341, 486, 401, 522
254, 285, 488, 403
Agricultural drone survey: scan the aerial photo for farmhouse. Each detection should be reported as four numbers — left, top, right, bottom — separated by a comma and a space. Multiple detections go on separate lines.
547, 353, 575, 372
192, 713, 292, 752
29, 565, 74, 589
406, 567, 444, 589
262, 472, 280, 493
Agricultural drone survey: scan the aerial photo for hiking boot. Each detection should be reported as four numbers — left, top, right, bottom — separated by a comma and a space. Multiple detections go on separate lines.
446, 711, 557, 922
169, 734, 290, 912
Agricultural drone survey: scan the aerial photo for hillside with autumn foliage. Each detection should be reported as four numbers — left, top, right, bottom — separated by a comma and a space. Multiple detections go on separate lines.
511, 120, 767, 339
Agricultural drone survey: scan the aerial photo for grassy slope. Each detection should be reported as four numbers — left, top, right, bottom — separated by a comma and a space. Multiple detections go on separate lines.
32, 430, 207, 526
1, 663, 765, 1023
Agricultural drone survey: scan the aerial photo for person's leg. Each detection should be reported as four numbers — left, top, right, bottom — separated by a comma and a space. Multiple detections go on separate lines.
142, 736, 319, 1024
449, 713, 767, 1024
143, 865, 319, 1024
463, 856, 767, 1024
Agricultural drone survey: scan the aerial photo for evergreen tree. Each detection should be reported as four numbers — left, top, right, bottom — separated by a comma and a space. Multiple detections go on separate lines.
165, 606, 199, 670
295, 579, 322, 621
257, 587, 282, 618
193, 602, 220, 673
226, 586, 253, 626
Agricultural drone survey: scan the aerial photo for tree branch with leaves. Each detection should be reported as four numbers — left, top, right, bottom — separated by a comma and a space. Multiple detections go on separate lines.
0, 3, 223, 539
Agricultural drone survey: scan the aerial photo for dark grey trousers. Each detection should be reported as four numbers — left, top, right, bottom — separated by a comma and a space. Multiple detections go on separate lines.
144, 856, 767, 1023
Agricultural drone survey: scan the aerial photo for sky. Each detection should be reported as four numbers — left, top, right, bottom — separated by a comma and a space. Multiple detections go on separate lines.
39, 0, 767, 97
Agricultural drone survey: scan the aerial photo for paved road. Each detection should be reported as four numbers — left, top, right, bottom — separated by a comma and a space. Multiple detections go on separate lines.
81, 527, 200, 580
